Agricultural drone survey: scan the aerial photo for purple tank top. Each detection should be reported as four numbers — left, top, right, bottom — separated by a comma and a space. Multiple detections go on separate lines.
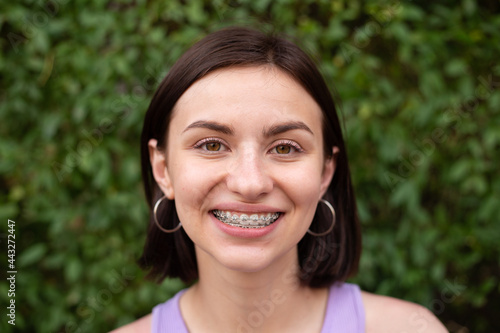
151, 282, 365, 332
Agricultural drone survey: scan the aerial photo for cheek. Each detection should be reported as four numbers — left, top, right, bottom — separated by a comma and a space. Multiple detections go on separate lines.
277, 162, 325, 200
274, 162, 325, 230
171, 160, 224, 210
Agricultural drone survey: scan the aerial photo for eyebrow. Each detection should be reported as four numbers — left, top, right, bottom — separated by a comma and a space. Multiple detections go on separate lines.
182, 120, 313, 137
183, 120, 234, 135
263, 121, 314, 137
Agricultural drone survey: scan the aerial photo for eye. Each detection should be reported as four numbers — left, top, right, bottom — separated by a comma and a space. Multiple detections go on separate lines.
206, 142, 221, 151
270, 140, 303, 155
275, 145, 291, 154
193, 138, 228, 152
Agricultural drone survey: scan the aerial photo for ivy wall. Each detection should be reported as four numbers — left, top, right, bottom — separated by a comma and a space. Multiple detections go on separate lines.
1, 0, 499, 332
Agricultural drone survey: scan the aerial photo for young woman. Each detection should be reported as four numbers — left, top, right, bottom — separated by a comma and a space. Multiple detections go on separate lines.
114, 27, 446, 333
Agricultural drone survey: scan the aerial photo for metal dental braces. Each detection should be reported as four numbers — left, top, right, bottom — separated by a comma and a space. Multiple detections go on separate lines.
213, 210, 280, 227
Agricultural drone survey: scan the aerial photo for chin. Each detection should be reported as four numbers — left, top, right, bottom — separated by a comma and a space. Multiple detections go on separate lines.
211, 243, 295, 275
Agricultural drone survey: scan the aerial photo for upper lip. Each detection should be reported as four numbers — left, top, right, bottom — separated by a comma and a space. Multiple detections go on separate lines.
212, 203, 283, 214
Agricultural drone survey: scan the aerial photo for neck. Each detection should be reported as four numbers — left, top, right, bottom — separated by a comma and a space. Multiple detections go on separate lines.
179, 246, 328, 333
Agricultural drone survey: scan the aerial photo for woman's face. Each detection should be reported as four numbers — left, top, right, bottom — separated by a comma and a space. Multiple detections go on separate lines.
150, 66, 335, 273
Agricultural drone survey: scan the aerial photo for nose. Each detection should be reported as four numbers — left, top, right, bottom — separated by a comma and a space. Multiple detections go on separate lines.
225, 148, 273, 200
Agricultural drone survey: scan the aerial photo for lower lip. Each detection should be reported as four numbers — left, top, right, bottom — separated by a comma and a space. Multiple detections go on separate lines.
211, 213, 281, 238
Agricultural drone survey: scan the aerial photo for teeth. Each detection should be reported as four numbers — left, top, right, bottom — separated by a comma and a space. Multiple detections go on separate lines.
213, 210, 280, 228
240, 214, 250, 226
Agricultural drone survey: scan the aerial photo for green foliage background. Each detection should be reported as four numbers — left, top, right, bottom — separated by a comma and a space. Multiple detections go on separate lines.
1, 0, 499, 332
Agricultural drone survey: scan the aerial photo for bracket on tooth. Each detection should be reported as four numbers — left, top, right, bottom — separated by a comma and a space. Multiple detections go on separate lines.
213, 210, 280, 227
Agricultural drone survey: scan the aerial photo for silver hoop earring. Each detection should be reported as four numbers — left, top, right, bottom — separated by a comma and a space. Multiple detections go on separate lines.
307, 199, 336, 237
153, 196, 182, 233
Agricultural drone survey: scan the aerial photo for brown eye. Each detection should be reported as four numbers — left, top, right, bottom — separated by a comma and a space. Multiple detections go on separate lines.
206, 142, 221, 151
276, 145, 291, 154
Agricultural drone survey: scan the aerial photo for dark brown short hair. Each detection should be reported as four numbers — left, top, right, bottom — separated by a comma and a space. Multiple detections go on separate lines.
138, 26, 361, 287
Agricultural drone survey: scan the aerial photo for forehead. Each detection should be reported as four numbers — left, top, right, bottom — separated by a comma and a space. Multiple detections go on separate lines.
170, 66, 323, 130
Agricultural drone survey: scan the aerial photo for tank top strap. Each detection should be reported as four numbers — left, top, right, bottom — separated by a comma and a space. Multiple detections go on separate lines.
320, 282, 366, 333
151, 289, 189, 333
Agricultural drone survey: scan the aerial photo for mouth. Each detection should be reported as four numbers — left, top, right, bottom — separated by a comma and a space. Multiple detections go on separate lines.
212, 210, 281, 228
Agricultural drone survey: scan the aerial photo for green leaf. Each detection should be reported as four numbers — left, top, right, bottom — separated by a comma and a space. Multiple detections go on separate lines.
18, 243, 48, 267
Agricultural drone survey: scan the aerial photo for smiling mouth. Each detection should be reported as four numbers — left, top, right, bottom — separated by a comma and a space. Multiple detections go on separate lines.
212, 210, 281, 228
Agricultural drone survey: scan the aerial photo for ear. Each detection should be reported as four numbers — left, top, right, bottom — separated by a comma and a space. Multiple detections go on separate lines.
319, 146, 339, 199
148, 139, 175, 200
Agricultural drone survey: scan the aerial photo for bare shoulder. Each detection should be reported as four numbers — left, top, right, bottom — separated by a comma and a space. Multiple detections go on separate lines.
109, 313, 151, 333
361, 291, 447, 333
